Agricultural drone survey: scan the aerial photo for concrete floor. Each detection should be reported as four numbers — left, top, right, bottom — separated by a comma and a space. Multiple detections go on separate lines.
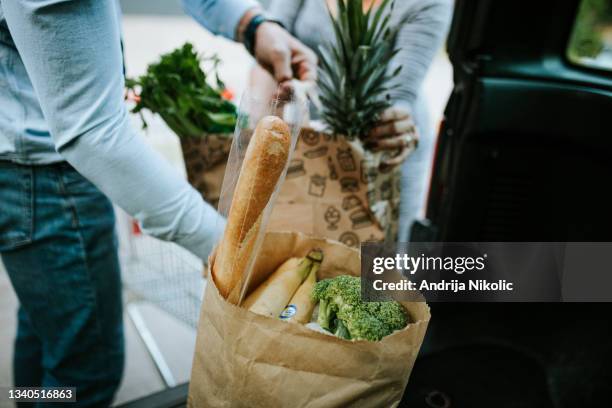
0, 12, 453, 408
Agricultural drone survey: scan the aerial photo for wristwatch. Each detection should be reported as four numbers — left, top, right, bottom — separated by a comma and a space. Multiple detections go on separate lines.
244, 14, 285, 56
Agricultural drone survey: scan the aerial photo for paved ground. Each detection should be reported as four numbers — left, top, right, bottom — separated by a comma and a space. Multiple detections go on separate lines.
0, 13, 453, 407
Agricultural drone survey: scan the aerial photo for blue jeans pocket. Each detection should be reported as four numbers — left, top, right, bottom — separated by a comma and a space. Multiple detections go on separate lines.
0, 162, 33, 251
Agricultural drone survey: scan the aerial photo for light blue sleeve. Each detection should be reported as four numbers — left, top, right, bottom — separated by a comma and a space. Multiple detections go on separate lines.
267, 0, 305, 32
182, 0, 259, 39
390, 0, 454, 107
1, 0, 225, 260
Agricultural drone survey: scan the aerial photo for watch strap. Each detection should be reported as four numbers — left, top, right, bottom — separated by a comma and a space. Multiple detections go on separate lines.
244, 15, 285, 56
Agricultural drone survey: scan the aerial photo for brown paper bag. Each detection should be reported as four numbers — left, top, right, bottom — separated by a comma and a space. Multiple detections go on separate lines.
268, 127, 402, 247
188, 232, 430, 408
180, 134, 233, 208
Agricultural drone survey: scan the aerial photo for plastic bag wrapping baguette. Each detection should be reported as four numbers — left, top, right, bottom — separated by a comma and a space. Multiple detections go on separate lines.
213, 116, 292, 302
188, 232, 431, 408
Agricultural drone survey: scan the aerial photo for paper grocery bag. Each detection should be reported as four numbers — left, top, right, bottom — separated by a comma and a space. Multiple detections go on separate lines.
180, 133, 233, 208
188, 232, 430, 408
268, 127, 402, 247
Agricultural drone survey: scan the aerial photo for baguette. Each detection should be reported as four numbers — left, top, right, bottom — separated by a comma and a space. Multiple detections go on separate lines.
213, 116, 291, 300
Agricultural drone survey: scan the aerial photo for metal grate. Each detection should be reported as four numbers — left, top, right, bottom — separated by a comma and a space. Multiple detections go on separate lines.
115, 207, 205, 328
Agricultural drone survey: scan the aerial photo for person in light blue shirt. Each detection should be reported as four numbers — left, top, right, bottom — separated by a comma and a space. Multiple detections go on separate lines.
0, 0, 316, 405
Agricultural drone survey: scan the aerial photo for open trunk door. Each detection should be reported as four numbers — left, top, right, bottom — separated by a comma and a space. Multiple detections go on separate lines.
404, 2, 612, 407
424, 0, 612, 242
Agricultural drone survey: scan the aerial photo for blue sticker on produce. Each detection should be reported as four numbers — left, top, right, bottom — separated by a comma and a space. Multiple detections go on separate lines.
279, 305, 297, 319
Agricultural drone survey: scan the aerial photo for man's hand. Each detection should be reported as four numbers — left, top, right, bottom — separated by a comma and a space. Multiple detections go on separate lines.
365, 106, 419, 169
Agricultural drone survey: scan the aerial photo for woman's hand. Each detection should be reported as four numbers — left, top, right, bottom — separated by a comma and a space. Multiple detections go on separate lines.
254, 22, 318, 99
366, 106, 419, 168
238, 9, 318, 101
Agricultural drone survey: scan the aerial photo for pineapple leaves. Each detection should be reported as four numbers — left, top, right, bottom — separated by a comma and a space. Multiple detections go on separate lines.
366, 0, 393, 43
319, 0, 402, 139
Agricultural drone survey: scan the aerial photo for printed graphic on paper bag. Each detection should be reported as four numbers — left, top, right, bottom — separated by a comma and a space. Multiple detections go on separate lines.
337, 148, 356, 172
328, 157, 339, 180
301, 129, 321, 146
339, 231, 360, 248
343, 195, 363, 211
181, 134, 232, 207
361, 160, 377, 184
206, 138, 230, 167
269, 129, 390, 245
190, 160, 204, 174
183, 135, 232, 169
340, 177, 360, 193
323, 132, 336, 142
304, 146, 329, 159
183, 145, 199, 161
279, 304, 297, 320
309, 175, 327, 197
324, 206, 342, 231
350, 208, 374, 229
287, 159, 306, 179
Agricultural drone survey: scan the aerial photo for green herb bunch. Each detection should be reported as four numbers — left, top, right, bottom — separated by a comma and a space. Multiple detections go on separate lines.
126, 43, 237, 137
318, 0, 403, 141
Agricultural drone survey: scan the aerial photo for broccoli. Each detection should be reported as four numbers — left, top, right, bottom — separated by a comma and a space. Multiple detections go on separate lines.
311, 275, 408, 341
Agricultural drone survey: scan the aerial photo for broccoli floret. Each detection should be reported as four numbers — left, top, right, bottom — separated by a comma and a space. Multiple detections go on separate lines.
365, 301, 408, 332
334, 319, 351, 339
311, 275, 409, 341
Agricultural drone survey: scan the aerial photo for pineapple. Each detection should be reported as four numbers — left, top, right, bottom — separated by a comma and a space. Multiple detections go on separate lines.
318, 0, 403, 141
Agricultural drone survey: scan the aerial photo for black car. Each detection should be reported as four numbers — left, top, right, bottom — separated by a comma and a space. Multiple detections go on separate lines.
405, 0, 612, 407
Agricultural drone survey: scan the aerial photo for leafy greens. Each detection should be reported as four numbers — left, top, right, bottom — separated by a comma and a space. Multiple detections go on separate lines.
126, 43, 237, 137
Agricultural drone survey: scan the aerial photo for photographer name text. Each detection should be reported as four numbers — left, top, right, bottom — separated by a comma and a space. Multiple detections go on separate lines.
372, 279, 514, 293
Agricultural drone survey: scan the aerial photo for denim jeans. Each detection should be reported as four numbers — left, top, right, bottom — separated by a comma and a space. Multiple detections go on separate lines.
0, 161, 124, 407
